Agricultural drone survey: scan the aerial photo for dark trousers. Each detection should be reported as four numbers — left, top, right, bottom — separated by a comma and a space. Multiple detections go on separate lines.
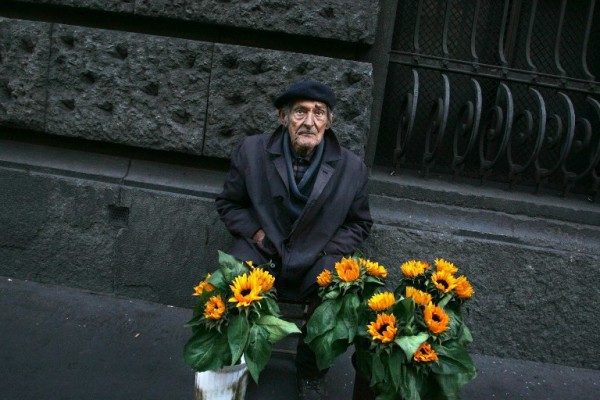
295, 294, 329, 378
228, 238, 327, 378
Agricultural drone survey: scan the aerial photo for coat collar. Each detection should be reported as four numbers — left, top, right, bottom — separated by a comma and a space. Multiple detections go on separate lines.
266, 126, 342, 232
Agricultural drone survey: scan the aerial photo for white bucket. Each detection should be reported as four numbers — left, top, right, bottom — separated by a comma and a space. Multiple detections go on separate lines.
194, 358, 249, 400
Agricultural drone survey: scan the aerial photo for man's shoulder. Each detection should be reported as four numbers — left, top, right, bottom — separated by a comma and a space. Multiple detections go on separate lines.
237, 132, 270, 150
337, 144, 367, 169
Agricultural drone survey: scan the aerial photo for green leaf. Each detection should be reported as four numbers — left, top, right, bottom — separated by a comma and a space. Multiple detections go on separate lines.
255, 315, 301, 343
183, 327, 231, 372
400, 365, 422, 400
395, 332, 429, 360
227, 315, 250, 364
207, 269, 227, 291
308, 334, 335, 370
261, 297, 281, 317
184, 313, 204, 328
392, 298, 416, 325
245, 325, 272, 383
322, 288, 341, 300
438, 293, 452, 308
388, 347, 403, 392
370, 353, 386, 386
430, 341, 477, 377
457, 323, 473, 345
340, 293, 360, 342
218, 251, 248, 282
305, 299, 340, 342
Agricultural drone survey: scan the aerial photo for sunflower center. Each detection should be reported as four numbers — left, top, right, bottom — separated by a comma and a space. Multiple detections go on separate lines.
439, 279, 448, 289
241, 288, 252, 296
378, 323, 389, 334
433, 314, 441, 322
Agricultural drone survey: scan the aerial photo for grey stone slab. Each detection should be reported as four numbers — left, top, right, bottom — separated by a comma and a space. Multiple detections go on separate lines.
134, 0, 379, 44
0, 139, 130, 182
0, 168, 119, 292
8, 0, 135, 13
46, 24, 212, 154
0, 18, 50, 131
124, 159, 224, 197
111, 188, 233, 307
205, 44, 373, 158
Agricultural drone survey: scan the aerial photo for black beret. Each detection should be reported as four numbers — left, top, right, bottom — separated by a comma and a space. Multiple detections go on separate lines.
274, 80, 336, 110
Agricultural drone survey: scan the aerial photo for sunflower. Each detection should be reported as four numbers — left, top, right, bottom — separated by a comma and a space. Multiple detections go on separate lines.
413, 342, 438, 362
335, 257, 361, 282
193, 273, 215, 296
250, 268, 275, 292
424, 303, 449, 334
316, 269, 333, 287
368, 292, 395, 311
360, 258, 388, 278
400, 260, 430, 278
431, 270, 457, 293
455, 275, 474, 299
203, 295, 226, 320
228, 273, 263, 307
405, 286, 432, 306
434, 258, 458, 274
367, 313, 398, 343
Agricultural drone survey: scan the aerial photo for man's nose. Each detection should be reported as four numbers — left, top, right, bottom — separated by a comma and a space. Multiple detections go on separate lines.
303, 111, 315, 126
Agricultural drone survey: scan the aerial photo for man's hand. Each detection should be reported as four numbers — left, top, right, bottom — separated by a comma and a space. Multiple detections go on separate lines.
252, 229, 266, 247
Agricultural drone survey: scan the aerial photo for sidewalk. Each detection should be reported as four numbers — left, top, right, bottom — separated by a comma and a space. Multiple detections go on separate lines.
1, 277, 598, 400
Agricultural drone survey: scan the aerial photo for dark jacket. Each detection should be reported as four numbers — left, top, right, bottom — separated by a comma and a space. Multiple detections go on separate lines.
215, 126, 373, 300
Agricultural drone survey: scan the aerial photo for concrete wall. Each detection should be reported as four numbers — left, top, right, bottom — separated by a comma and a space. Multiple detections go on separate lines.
1, 0, 600, 371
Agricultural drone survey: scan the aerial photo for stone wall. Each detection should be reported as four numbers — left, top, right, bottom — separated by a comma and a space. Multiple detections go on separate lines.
0, 16, 373, 157
1, 0, 600, 372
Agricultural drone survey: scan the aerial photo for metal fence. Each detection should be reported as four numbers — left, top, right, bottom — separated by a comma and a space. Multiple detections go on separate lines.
376, 0, 600, 200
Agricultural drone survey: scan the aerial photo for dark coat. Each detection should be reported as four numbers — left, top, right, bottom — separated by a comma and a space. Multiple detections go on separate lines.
215, 126, 372, 300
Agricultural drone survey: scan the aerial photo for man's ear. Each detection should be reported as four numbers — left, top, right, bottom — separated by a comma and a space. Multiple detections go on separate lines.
278, 110, 288, 126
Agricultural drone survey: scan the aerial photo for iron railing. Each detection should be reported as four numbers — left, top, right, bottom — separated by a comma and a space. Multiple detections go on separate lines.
377, 0, 600, 200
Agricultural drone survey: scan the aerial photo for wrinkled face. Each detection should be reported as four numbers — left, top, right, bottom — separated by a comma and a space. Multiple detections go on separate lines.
280, 100, 329, 157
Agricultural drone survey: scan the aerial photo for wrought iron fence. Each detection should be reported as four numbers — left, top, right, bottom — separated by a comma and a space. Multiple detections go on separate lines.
376, 0, 600, 200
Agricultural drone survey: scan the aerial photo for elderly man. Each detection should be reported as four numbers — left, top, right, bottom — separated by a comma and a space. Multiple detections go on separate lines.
215, 80, 372, 399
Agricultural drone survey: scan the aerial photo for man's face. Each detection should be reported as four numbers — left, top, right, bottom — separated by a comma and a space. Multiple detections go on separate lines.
281, 100, 329, 157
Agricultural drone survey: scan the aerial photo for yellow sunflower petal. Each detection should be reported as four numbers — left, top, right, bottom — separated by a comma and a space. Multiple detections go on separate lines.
414, 342, 438, 362
250, 268, 275, 292
193, 273, 215, 296
455, 275, 474, 299
400, 260, 430, 278
228, 273, 263, 307
434, 258, 458, 274
367, 313, 398, 343
203, 295, 226, 320
405, 286, 432, 306
431, 270, 457, 293
359, 258, 388, 278
424, 303, 449, 334
368, 292, 395, 311
335, 257, 361, 282
316, 269, 333, 287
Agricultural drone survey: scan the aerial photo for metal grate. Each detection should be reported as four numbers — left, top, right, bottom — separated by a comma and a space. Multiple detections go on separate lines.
376, 0, 600, 200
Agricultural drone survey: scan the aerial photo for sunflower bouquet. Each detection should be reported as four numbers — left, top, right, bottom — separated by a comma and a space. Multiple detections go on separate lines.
305, 256, 477, 400
183, 251, 300, 382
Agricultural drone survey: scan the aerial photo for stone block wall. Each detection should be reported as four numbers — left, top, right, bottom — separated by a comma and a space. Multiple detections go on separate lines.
0, 16, 373, 157
1, 0, 600, 372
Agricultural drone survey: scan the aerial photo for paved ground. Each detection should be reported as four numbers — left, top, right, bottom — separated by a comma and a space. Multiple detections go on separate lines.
1, 277, 599, 400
